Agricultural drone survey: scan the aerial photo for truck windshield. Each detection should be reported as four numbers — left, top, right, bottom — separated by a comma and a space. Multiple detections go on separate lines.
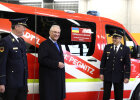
37, 16, 96, 56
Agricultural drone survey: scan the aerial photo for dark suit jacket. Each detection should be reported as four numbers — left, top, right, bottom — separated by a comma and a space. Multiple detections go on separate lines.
38, 38, 65, 100
0, 34, 28, 88
100, 44, 131, 83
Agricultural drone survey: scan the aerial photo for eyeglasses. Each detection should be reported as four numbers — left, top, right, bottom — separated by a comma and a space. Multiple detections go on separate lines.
51, 31, 60, 34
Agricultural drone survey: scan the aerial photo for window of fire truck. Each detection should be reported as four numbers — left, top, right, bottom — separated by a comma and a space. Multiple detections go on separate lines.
124, 31, 137, 58
37, 15, 96, 56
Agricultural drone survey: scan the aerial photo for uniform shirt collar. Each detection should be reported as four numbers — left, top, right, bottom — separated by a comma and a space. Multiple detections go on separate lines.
114, 43, 121, 52
11, 32, 19, 42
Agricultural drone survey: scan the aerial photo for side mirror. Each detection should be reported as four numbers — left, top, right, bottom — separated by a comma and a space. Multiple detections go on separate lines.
137, 45, 140, 58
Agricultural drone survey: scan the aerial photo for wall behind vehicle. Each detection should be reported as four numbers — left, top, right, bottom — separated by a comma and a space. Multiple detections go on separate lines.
79, 0, 128, 28
79, 0, 140, 45
129, 0, 140, 45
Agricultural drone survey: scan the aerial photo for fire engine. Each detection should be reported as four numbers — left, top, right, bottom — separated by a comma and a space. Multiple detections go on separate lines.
0, 2, 140, 100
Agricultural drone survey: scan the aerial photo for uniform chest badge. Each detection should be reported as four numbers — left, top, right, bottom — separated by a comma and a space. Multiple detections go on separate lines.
0, 47, 4, 52
106, 52, 110, 57
13, 47, 18, 50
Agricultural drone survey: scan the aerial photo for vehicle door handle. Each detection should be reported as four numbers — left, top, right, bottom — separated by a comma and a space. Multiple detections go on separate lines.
88, 58, 97, 62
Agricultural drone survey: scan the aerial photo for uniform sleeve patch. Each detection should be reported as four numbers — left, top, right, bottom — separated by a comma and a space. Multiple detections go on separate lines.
0, 47, 4, 52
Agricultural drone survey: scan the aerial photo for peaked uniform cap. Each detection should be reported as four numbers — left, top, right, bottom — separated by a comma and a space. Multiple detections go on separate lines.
9, 18, 28, 26
112, 30, 123, 38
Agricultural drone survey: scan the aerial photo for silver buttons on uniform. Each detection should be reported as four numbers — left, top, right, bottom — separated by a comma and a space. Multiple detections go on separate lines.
112, 68, 114, 70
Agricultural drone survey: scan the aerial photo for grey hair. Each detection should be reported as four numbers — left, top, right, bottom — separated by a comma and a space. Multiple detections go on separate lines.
50, 25, 61, 31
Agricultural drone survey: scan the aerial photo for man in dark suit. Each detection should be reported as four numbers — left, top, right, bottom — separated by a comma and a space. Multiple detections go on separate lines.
0, 18, 28, 100
100, 30, 131, 100
38, 25, 66, 100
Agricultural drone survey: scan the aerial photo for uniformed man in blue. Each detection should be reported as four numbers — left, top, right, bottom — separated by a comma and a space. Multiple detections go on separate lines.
100, 30, 131, 100
0, 18, 28, 100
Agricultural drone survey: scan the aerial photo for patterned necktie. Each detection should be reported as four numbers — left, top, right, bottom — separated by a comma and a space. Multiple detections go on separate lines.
54, 42, 60, 52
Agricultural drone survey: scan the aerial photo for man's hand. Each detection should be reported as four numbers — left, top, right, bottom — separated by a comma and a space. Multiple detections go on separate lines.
124, 78, 129, 83
0, 85, 5, 93
58, 62, 65, 69
100, 75, 104, 81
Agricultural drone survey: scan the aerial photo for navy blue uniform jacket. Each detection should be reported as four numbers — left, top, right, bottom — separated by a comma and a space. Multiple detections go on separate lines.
38, 38, 65, 100
0, 34, 28, 88
100, 44, 131, 83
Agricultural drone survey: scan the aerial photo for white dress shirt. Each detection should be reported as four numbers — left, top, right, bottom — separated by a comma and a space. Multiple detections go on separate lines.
49, 37, 56, 43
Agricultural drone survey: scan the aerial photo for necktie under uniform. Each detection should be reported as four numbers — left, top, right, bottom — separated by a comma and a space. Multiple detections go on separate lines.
54, 42, 60, 52
114, 46, 117, 54
18, 38, 22, 45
